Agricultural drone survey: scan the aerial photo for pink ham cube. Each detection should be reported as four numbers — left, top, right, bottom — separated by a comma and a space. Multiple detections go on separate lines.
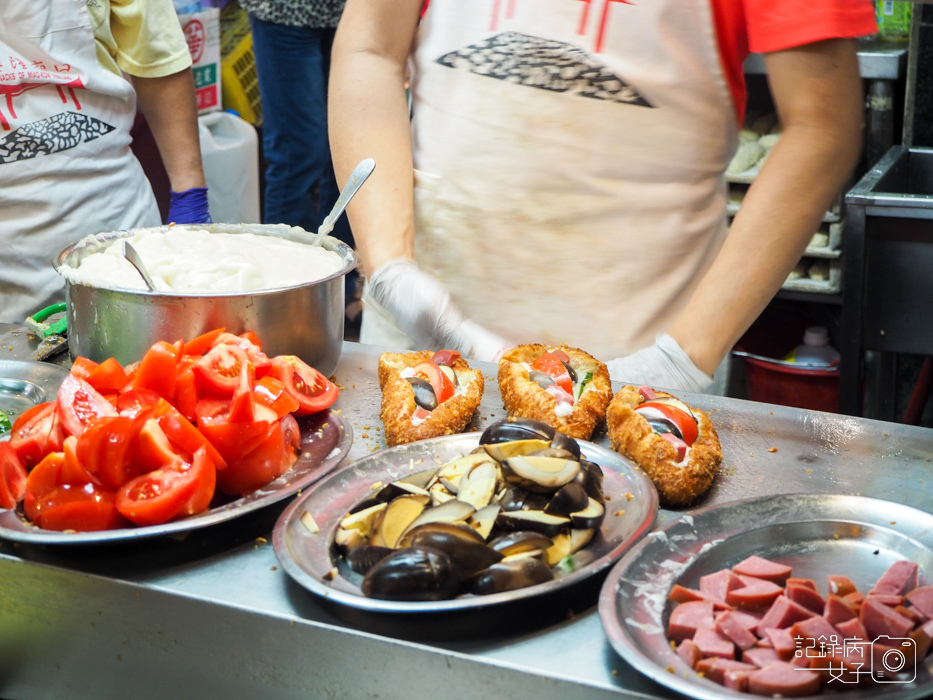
732, 555, 793, 586
727, 576, 784, 610
747, 661, 821, 697
870, 560, 919, 596
860, 597, 915, 640
758, 596, 815, 630
693, 626, 737, 660
668, 600, 715, 642
906, 585, 933, 618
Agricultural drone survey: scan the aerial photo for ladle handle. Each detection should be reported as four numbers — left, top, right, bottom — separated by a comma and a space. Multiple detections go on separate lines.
122, 241, 158, 292
312, 158, 375, 246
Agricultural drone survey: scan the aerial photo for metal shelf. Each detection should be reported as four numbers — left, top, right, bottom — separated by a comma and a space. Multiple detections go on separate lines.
744, 36, 908, 80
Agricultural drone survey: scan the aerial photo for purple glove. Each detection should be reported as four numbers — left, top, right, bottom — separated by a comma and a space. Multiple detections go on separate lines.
168, 187, 212, 224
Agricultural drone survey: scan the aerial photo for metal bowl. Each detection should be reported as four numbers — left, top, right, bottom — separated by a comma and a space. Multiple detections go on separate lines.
53, 223, 357, 377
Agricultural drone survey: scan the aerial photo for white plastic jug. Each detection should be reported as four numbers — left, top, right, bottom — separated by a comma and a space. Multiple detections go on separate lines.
784, 326, 841, 367
198, 111, 261, 224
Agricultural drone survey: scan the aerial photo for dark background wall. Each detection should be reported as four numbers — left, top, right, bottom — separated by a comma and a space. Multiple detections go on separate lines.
912, 4, 933, 145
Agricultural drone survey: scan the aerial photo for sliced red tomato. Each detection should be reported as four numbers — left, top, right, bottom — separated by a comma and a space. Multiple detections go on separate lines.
9, 401, 63, 467
215, 420, 295, 497
115, 460, 202, 527
635, 401, 699, 446
0, 441, 28, 509
85, 357, 129, 394
134, 418, 186, 474
411, 360, 455, 405
56, 374, 117, 437
212, 332, 272, 377
182, 327, 226, 357
75, 415, 143, 491
195, 398, 275, 463
280, 414, 301, 454
153, 400, 226, 471
430, 350, 461, 367
24, 451, 65, 519
269, 356, 338, 416
70, 356, 99, 380
174, 447, 216, 517
193, 343, 251, 397
254, 376, 300, 418
173, 361, 199, 422
61, 435, 101, 487
116, 388, 162, 418
238, 330, 263, 349
411, 406, 431, 422
227, 367, 257, 423
31, 482, 127, 532
132, 340, 180, 401
531, 352, 573, 396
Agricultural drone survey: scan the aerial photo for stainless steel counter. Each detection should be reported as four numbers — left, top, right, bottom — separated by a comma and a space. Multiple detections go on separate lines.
1, 328, 932, 700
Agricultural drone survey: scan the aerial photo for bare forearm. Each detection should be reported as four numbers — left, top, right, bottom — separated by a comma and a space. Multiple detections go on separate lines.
329, 0, 421, 278
668, 39, 863, 375
132, 69, 206, 192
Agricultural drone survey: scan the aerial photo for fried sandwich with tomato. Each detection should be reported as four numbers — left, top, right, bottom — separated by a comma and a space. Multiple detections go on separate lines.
606, 385, 721, 506
378, 349, 484, 446
0, 329, 339, 532
497, 344, 612, 440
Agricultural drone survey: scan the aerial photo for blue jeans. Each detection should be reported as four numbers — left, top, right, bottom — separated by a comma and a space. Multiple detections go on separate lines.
248, 16, 354, 253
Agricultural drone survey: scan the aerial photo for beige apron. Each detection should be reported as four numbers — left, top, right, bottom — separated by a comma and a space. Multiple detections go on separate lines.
0, 0, 160, 323
363, 0, 737, 360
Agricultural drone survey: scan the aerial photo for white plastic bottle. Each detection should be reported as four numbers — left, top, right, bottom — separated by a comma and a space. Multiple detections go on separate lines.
785, 326, 840, 367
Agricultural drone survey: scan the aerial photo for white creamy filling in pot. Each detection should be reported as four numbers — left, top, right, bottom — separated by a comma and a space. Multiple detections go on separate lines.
60, 228, 345, 293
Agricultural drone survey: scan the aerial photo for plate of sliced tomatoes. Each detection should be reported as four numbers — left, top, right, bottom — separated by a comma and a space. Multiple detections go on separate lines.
0, 329, 352, 544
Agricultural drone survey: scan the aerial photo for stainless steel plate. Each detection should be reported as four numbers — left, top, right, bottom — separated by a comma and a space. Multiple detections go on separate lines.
0, 410, 352, 544
598, 493, 933, 700
272, 433, 658, 613
0, 360, 69, 438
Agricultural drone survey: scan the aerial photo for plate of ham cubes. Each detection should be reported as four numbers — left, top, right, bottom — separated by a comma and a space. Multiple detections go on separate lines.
598, 493, 933, 699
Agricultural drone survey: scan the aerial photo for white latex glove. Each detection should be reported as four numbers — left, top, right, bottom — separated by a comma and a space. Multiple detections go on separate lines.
606, 334, 714, 393
363, 258, 509, 362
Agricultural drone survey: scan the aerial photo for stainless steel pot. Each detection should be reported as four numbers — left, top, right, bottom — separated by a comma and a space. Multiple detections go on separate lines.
53, 224, 357, 377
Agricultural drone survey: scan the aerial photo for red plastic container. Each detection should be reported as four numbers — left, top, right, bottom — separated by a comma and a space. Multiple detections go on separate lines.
734, 320, 839, 413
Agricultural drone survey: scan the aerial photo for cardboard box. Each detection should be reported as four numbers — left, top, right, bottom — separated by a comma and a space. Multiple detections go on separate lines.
177, 7, 222, 114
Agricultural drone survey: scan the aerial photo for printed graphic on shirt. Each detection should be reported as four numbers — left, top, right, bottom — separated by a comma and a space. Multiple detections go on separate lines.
436, 31, 652, 107
0, 112, 115, 165
0, 66, 85, 130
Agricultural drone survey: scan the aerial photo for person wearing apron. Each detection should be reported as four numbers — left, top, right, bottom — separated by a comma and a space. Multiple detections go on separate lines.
0, 0, 211, 324
328, 0, 875, 392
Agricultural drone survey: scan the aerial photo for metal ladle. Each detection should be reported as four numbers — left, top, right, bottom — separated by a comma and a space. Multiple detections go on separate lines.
121, 240, 158, 292
311, 158, 376, 246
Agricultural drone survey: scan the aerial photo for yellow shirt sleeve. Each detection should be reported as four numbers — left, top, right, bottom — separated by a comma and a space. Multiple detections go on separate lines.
91, 0, 193, 78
